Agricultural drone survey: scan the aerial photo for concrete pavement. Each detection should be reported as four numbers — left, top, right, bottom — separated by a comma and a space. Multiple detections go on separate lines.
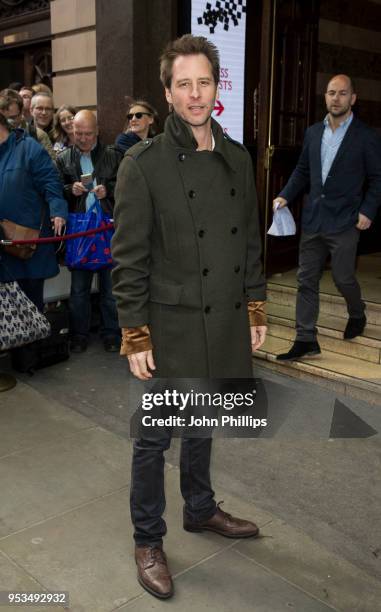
0, 342, 380, 612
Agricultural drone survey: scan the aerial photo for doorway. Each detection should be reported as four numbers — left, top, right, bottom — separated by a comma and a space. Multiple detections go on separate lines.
0, 42, 52, 90
253, 0, 319, 276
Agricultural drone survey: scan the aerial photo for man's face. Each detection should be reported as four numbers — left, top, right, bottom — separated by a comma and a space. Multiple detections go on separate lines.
19, 88, 32, 113
73, 118, 97, 153
165, 53, 217, 128
2, 101, 22, 127
31, 95, 54, 128
325, 77, 356, 119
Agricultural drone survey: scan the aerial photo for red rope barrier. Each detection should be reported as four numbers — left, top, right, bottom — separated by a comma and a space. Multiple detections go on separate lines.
0, 223, 114, 246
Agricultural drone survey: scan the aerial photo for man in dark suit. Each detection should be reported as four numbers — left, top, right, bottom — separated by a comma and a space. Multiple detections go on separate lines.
274, 74, 381, 361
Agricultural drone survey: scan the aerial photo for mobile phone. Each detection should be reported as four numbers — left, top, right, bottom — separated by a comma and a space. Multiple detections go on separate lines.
80, 173, 93, 186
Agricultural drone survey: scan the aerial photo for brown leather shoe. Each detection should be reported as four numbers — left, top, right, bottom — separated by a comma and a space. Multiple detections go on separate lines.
183, 501, 259, 538
135, 545, 174, 599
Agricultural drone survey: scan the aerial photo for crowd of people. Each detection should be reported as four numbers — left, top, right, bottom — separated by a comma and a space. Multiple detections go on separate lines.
0, 39, 268, 600
3, 33, 381, 601
0, 81, 159, 355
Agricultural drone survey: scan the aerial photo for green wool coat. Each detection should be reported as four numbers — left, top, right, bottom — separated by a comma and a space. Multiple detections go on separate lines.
111, 112, 266, 378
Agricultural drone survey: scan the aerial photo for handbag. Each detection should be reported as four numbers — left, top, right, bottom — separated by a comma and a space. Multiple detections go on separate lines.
0, 219, 39, 259
65, 199, 114, 271
0, 281, 51, 352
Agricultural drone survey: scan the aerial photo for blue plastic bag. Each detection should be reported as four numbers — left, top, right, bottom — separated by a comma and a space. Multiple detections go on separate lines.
65, 200, 114, 271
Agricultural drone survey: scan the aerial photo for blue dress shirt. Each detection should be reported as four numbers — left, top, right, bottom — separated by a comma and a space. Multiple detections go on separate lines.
321, 113, 353, 185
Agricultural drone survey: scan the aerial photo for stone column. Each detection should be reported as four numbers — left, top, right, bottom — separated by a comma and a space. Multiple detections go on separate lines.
50, 0, 97, 111
95, 0, 177, 143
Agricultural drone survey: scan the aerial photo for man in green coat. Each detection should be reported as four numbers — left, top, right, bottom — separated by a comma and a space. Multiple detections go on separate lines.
112, 35, 267, 599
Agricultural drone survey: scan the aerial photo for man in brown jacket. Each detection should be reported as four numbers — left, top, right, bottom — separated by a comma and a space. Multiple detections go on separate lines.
112, 35, 267, 599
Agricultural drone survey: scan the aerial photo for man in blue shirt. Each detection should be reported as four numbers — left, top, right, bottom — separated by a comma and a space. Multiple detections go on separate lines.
273, 74, 381, 361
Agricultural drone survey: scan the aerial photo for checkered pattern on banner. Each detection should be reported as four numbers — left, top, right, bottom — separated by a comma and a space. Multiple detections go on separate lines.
197, 0, 247, 34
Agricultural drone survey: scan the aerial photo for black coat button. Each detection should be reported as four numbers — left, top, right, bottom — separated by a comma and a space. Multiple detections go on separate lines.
231, 227, 238, 234
234, 265, 240, 273
189, 190, 196, 198
231, 188, 236, 196
202, 268, 209, 276
204, 305, 211, 314
321, 194, 326, 199
198, 230, 205, 238
235, 302, 242, 309
178, 153, 186, 161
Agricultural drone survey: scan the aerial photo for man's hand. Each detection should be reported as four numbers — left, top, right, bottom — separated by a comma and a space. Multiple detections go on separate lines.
250, 325, 267, 352
52, 216, 66, 236
273, 196, 287, 211
128, 349, 156, 380
92, 184, 107, 200
72, 181, 88, 196
356, 213, 372, 230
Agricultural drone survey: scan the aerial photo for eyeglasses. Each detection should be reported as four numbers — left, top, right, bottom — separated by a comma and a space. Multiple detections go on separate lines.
127, 112, 151, 120
34, 106, 53, 113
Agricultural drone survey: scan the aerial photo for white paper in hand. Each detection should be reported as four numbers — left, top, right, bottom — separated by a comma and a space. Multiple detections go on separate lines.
267, 202, 296, 236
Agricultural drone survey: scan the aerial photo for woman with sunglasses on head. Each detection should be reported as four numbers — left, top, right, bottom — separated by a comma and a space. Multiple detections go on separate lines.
52, 104, 77, 153
115, 99, 158, 153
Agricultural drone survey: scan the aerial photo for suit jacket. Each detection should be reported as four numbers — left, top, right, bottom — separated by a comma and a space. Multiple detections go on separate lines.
279, 117, 381, 234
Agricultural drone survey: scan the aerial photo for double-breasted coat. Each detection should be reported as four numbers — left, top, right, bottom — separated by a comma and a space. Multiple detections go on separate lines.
111, 113, 266, 378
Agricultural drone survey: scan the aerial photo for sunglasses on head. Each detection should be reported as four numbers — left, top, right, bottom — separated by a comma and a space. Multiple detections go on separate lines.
127, 112, 151, 120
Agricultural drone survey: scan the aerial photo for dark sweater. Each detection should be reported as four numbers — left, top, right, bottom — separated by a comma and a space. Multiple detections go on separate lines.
115, 131, 141, 153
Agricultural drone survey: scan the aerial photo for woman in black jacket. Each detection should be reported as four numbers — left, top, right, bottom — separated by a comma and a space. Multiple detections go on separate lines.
115, 99, 158, 152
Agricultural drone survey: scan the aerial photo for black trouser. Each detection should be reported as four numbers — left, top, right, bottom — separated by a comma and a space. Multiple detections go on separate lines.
296, 226, 364, 342
131, 433, 216, 547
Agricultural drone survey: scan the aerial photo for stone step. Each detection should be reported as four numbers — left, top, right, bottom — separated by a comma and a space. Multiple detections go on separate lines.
253, 335, 381, 406
267, 302, 381, 364
268, 282, 381, 326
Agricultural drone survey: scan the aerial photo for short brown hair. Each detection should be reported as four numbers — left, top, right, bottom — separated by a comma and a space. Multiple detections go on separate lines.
0, 89, 23, 113
160, 34, 220, 89
0, 109, 10, 129
20, 85, 34, 94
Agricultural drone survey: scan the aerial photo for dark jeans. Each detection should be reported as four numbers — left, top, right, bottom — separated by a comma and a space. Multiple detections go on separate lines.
69, 268, 119, 338
296, 227, 365, 342
131, 433, 216, 546
18, 278, 44, 312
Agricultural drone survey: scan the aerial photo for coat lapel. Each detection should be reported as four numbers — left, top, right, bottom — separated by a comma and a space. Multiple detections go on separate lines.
312, 122, 325, 187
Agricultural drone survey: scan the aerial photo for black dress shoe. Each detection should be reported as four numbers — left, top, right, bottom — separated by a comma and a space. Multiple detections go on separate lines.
70, 336, 88, 353
343, 315, 366, 340
276, 340, 321, 361
103, 336, 121, 352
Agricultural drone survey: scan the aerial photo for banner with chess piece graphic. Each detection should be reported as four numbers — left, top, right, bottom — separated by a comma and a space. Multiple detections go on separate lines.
192, 0, 247, 142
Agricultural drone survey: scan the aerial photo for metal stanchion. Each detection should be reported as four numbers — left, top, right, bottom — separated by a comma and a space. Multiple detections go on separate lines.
0, 353, 17, 392
0, 372, 17, 392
